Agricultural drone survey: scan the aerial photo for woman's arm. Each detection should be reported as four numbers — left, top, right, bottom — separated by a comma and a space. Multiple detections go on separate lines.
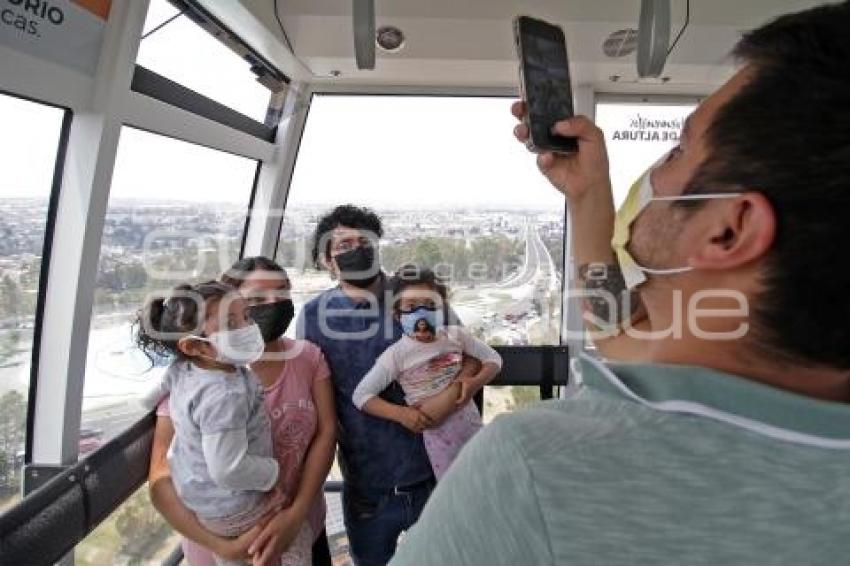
248, 377, 338, 565
148, 415, 259, 561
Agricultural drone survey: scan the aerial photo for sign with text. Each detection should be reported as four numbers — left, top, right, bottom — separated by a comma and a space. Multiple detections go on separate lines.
610, 113, 684, 143
0, 0, 112, 75
596, 102, 697, 208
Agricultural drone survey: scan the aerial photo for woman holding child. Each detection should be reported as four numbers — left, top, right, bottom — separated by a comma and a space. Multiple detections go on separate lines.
145, 257, 336, 566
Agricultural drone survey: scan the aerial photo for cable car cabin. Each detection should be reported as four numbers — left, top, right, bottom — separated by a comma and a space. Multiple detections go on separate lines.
2, 1, 849, 565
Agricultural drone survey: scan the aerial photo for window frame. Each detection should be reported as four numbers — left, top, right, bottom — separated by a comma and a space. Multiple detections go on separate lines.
270, 86, 570, 344
24, 0, 286, 473
76, 122, 263, 433
594, 92, 705, 106
132, 0, 289, 137
0, 90, 74, 467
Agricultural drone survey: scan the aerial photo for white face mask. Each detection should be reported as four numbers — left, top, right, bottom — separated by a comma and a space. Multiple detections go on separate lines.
192, 323, 265, 366
612, 157, 743, 289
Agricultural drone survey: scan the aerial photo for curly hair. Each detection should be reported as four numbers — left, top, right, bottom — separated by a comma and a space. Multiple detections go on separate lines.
311, 204, 383, 268
134, 281, 233, 362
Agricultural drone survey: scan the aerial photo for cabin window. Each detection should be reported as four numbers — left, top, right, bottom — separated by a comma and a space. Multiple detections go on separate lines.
78, 126, 258, 450
276, 94, 566, 420
0, 92, 66, 511
137, 0, 276, 123
579, 98, 699, 350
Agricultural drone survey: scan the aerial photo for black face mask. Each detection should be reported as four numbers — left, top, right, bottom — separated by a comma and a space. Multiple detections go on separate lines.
334, 246, 380, 288
248, 300, 295, 343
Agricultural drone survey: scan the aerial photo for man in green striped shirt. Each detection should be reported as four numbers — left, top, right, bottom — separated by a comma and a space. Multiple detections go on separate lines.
392, 2, 850, 564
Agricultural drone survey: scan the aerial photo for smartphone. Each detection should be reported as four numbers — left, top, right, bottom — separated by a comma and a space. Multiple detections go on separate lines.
513, 15, 577, 153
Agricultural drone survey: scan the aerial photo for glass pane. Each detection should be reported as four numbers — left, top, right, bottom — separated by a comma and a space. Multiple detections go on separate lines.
586, 100, 698, 351
0, 93, 65, 509
277, 95, 566, 348
324, 492, 352, 564
75, 485, 180, 564
595, 100, 698, 208
80, 127, 257, 448
483, 385, 541, 423
138, 0, 271, 122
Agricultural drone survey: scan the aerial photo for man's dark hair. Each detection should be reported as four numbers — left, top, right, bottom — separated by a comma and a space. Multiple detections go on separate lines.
311, 204, 383, 269
685, 1, 850, 368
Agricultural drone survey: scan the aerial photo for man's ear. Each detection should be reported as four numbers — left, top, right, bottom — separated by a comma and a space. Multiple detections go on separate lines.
687, 192, 776, 270
320, 253, 336, 276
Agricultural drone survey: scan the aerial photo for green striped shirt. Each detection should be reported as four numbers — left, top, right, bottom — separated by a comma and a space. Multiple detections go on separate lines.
391, 355, 850, 565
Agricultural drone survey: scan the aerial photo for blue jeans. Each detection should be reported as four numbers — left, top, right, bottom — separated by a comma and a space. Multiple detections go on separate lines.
342, 478, 435, 566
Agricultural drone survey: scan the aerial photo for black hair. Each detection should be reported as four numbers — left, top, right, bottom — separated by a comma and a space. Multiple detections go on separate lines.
311, 204, 383, 269
221, 256, 286, 289
135, 281, 233, 363
389, 264, 449, 314
684, 1, 850, 367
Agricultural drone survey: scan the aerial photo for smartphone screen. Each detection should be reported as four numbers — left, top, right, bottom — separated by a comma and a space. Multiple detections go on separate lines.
516, 16, 577, 153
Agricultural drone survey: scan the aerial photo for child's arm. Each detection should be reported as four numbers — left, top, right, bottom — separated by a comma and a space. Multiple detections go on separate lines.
453, 327, 503, 407
201, 429, 279, 491
354, 361, 434, 433
140, 372, 172, 411
415, 382, 463, 424
195, 385, 279, 492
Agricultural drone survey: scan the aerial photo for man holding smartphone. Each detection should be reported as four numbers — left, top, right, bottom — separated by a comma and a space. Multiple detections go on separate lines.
392, 3, 850, 564
297, 204, 482, 565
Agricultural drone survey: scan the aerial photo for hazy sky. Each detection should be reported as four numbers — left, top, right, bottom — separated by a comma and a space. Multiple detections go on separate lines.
289, 95, 566, 211
0, 0, 694, 212
0, 95, 65, 199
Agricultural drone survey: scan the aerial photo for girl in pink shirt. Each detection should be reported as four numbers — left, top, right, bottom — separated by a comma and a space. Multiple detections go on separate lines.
353, 265, 502, 479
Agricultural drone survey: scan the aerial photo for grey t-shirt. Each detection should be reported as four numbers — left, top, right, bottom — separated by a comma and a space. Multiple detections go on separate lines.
161, 361, 277, 520
392, 354, 850, 565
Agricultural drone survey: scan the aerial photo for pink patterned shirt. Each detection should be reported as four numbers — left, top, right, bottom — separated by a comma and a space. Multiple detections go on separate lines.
263, 338, 331, 536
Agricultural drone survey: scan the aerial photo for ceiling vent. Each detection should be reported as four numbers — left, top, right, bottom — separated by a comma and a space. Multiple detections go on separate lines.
603, 29, 638, 58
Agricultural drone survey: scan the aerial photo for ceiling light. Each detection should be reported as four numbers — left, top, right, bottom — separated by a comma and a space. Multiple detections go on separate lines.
376, 25, 405, 52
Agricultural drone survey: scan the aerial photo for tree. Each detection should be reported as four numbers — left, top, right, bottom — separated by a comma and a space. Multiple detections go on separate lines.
510, 386, 541, 411
0, 390, 26, 493
114, 489, 170, 559
0, 275, 23, 323
414, 238, 443, 269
